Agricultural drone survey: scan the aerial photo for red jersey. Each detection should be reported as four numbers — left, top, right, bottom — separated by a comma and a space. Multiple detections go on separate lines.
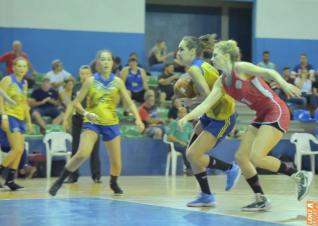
0, 51, 29, 74
222, 70, 290, 132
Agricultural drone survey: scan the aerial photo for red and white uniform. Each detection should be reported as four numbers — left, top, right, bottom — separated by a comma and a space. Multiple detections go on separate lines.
222, 70, 290, 132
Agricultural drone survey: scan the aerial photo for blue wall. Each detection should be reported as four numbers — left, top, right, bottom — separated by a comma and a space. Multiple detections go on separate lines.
0, 28, 145, 76
254, 38, 318, 71
26, 137, 318, 176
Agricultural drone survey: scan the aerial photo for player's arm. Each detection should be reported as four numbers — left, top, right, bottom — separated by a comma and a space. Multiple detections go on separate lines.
236, 62, 301, 98
117, 77, 144, 132
73, 77, 92, 115
178, 78, 224, 127
0, 77, 16, 105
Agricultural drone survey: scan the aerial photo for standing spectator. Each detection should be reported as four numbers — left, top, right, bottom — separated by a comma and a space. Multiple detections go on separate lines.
292, 54, 315, 81
167, 107, 193, 175
0, 40, 36, 76
29, 78, 64, 132
0, 40, 37, 87
158, 63, 179, 106
46, 59, 71, 91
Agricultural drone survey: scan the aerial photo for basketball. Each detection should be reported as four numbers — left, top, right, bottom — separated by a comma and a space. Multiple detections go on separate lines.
174, 74, 196, 98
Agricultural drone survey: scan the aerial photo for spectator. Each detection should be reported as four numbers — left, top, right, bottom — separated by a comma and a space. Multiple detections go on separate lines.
121, 57, 148, 103
59, 77, 75, 109
292, 54, 315, 81
112, 56, 122, 76
257, 51, 277, 83
167, 107, 193, 175
29, 78, 64, 132
139, 93, 164, 139
45, 59, 71, 91
0, 40, 37, 87
158, 63, 179, 106
168, 98, 182, 121
257, 51, 276, 70
0, 40, 36, 76
148, 40, 173, 72
282, 66, 295, 84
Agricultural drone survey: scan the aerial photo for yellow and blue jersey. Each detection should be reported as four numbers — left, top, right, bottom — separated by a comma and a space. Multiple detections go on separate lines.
4, 75, 28, 120
84, 73, 120, 125
191, 58, 235, 120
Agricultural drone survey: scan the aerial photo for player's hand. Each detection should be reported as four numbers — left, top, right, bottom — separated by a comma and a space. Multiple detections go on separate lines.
178, 116, 189, 129
282, 83, 301, 98
85, 112, 99, 123
135, 119, 145, 133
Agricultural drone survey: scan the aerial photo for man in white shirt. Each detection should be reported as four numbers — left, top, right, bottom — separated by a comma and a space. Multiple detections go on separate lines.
46, 59, 71, 91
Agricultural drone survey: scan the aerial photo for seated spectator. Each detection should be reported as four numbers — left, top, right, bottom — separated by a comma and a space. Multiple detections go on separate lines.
59, 77, 75, 109
274, 66, 296, 101
139, 93, 164, 139
283, 66, 295, 84
168, 97, 182, 121
29, 78, 64, 132
158, 63, 179, 106
112, 56, 122, 76
293, 69, 312, 108
46, 59, 71, 91
292, 54, 315, 81
121, 57, 148, 103
148, 40, 173, 72
167, 106, 193, 175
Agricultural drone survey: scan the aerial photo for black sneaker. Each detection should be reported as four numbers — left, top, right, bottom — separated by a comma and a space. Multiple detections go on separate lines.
4, 181, 24, 191
49, 179, 63, 196
93, 178, 102, 184
242, 193, 271, 212
64, 176, 78, 184
110, 182, 123, 195
292, 171, 313, 201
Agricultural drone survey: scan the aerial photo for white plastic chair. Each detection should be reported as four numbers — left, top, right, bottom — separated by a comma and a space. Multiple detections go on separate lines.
163, 134, 184, 176
290, 133, 318, 174
43, 132, 72, 178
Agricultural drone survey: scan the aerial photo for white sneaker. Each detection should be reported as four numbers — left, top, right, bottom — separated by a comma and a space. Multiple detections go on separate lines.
292, 171, 313, 201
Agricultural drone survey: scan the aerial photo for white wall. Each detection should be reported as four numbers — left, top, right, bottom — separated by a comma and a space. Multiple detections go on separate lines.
0, 0, 145, 33
256, 0, 318, 40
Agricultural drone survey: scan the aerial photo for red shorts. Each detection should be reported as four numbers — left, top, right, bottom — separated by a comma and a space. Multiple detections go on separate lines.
252, 100, 290, 133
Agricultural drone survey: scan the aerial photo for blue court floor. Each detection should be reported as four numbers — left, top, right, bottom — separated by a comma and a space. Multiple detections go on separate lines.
0, 198, 284, 226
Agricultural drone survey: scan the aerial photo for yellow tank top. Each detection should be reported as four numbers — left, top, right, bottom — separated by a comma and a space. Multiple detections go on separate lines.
4, 75, 28, 120
84, 73, 120, 125
192, 59, 235, 120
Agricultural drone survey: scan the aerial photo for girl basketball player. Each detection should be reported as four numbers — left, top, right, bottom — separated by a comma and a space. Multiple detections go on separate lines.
176, 35, 241, 207
0, 57, 33, 190
178, 40, 313, 211
49, 50, 144, 196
